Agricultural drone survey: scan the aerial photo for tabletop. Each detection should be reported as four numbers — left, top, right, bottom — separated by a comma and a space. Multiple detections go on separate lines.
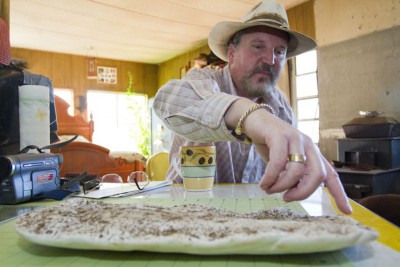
0, 184, 399, 267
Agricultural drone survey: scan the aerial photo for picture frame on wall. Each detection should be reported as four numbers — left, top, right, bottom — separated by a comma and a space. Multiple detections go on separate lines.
86, 58, 97, 79
97, 66, 117, 84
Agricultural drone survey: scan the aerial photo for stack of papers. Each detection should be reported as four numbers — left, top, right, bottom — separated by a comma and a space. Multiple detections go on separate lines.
73, 181, 172, 199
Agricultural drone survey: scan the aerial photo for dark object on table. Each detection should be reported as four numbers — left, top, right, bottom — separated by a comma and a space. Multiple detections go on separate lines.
64, 173, 100, 194
342, 111, 400, 138
64, 173, 99, 185
331, 160, 378, 171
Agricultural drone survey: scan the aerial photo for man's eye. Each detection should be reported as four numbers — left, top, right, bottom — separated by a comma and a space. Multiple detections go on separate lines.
275, 49, 287, 56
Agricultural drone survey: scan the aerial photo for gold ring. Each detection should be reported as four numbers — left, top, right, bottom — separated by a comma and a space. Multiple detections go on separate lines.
288, 153, 306, 164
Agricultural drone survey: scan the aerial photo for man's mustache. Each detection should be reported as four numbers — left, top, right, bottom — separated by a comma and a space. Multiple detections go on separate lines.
250, 63, 276, 78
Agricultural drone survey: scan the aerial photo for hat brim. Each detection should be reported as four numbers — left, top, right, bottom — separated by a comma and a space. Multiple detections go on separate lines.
208, 21, 317, 62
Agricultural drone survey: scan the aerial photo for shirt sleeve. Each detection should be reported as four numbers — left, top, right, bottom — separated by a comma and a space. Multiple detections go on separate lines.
153, 68, 241, 143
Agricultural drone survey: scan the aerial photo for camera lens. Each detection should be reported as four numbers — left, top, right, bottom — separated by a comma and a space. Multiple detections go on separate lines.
0, 156, 13, 179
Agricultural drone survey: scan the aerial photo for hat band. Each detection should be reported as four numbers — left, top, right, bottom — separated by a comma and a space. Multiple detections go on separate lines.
244, 12, 289, 28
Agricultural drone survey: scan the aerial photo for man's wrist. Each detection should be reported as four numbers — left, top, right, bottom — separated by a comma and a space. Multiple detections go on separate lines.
234, 103, 276, 143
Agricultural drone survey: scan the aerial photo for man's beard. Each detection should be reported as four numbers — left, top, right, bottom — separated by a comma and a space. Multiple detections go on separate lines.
240, 63, 277, 98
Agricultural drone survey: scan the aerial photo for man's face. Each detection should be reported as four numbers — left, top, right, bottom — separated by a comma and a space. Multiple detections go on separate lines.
228, 27, 288, 98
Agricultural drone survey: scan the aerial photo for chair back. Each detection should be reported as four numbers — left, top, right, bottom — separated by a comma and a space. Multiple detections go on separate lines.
146, 152, 169, 181
358, 194, 400, 227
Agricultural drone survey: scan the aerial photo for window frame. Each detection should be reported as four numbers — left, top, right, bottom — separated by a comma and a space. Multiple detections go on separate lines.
290, 49, 320, 144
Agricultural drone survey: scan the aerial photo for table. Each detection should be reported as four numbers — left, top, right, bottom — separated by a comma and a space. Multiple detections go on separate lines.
0, 184, 399, 267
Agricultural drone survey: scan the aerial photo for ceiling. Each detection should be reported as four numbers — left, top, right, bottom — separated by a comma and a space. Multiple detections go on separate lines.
9, 0, 307, 64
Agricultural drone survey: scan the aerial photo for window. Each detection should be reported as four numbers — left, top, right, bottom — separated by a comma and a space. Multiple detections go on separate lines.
87, 90, 148, 153
293, 50, 319, 143
54, 88, 74, 116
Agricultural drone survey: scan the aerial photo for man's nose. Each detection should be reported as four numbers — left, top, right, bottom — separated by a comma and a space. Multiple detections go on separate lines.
261, 50, 275, 65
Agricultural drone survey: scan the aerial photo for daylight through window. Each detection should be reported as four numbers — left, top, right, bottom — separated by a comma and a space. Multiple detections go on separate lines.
294, 50, 319, 144
87, 90, 148, 152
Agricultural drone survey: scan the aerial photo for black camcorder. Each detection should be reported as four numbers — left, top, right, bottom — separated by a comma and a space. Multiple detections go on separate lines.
0, 153, 63, 204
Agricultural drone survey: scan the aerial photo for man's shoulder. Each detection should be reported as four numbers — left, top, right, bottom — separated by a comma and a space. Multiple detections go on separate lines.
187, 66, 225, 79
187, 66, 233, 92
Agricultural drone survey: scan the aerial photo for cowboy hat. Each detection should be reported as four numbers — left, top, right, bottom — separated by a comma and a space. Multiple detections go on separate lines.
208, 0, 317, 61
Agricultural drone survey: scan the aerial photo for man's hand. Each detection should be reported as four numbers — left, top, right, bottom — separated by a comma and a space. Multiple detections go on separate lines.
226, 99, 353, 215
253, 116, 352, 214
260, 131, 352, 214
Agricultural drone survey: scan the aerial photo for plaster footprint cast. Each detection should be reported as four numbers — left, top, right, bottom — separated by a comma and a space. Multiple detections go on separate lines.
15, 199, 377, 255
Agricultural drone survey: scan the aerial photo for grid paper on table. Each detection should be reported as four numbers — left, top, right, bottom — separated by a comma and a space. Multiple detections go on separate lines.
0, 198, 353, 267
110, 197, 306, 213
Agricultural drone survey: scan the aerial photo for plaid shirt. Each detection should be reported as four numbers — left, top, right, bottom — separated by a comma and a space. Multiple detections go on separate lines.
153, 66, 295, 183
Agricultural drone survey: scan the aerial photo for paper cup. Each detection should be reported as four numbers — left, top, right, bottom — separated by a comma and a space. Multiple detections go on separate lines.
172, 145, 216, 191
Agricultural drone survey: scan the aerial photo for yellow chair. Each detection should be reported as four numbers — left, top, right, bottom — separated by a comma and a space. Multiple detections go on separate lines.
146, 152, 169, 181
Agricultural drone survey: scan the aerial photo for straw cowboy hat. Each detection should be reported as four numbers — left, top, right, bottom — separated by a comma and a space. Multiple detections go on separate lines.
208, 0, 317, 61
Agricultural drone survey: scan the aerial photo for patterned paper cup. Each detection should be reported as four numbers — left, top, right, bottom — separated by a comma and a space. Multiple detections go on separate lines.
172, 145, 216, 191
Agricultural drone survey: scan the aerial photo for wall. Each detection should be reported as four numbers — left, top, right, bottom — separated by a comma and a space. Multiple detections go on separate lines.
11, 48, 158, 116
157, 44, 210, 89
315, 0, 399, 47
314, 0, 400, 161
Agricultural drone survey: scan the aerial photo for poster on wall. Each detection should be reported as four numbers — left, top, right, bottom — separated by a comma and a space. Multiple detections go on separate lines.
97, 66, 117, 84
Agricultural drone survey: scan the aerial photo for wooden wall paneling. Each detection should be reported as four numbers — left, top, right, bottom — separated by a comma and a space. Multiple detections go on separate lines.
287, 0, 316, 39
131, 62, 144, 93
72, 56, 86, 96
51, 53, 69, 88
144, 64, 158, 98
118, 62, 129, 92
157, 44, 210, 89
0, 0, 10, 25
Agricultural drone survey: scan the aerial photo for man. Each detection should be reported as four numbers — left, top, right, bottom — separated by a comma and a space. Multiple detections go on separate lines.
153, 0, 352, 214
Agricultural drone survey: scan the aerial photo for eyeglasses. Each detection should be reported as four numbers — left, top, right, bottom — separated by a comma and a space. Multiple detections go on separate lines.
82, 171, 150, 194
